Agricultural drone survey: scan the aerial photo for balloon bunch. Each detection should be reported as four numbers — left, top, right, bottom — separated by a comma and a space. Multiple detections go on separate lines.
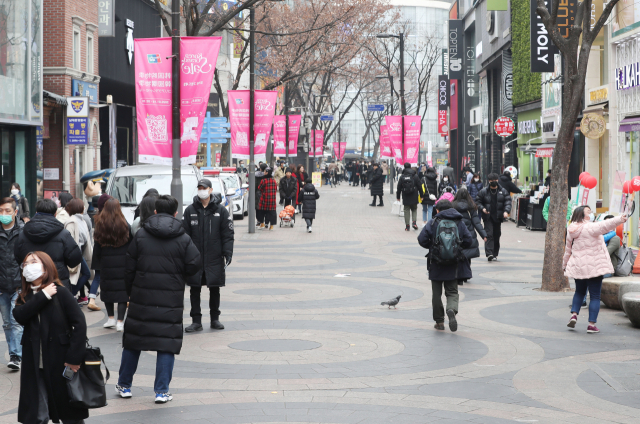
579, 172, 597, 189
623, 176, 640, 194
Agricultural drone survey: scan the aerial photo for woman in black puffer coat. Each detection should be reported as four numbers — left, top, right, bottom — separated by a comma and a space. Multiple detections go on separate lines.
452, 188, 487, 284
421, 166, 439, 225
369, 164, 385, 206
300, 178, 320, 232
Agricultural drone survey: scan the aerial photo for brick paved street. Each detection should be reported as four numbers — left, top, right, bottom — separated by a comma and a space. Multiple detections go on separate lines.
2, 183, 640, 423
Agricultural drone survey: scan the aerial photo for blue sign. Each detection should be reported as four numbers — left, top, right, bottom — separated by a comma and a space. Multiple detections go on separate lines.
367, 104, 386, 112
320, 115, 334, 121
208, 122, 230, 128
208, 133, 231, 138
67, 117, 89, 145
208, 117, 229, 123
72, 79, 98, 106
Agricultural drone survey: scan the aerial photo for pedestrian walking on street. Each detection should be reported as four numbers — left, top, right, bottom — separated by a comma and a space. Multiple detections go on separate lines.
131, 195, 158, 236
117, 195, 201, 403
258, 168, 278, 230
92, 198, 131, 332
183, 178, 235, 332
498, 170, 522, 194
133, 188, 159, 221
294, 165, 308, 214
274, 161, 286, 186
300, 178, 320, 233
453, 188, 487, 285
369, 163, 385, 207
10, 183, 30, 222
353, 161, 361, 186
14, 199, 82, 291
476, 173, 512, 261
563, 206, 627, 334
438, 175, 457, 197
420, 166, 438, 225
418, 200, 473, 332
62, 199, 92, 300
0, 197, 24, 370
442, 162, 455, 183
255, 163, 268, 226
381, 161, 389, 183
467, 173, 483, 202
279, 168, 298, 208
13, 251, 88, 424
396, 163, 423, 231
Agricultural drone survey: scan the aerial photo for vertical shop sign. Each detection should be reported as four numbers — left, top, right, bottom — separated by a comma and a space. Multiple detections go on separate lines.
448, 20, 464, 80
98, 0, 115, 37
66, 97, 89, 145
530, 0, 557, 72
502, 50, 514, 117
439, 75, 449, 110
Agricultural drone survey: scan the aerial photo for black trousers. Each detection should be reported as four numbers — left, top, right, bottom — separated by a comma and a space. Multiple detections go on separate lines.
190, 283, 221, 324
284, 198, 293, 207
256, 209, 265, 224
353, 174, 360, 185
105, 302, 127, 320
305, 218, 313, 227
483, 217, 502, 257
371, 195, 384, 205
264, 210, 277, 226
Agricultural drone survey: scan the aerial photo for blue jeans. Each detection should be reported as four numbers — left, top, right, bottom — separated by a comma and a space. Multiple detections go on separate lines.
422, 204, 433, 222
118, 348, 175, 393
70, 257, 91, 296
572, 276, 603, 323
89, 270, 100, 299
0, 291, 23, 358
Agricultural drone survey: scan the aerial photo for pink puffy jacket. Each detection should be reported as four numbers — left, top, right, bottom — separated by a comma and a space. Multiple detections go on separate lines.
562, 216, 624, 279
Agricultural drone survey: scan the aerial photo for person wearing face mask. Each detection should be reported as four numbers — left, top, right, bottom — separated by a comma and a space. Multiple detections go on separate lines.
13, 251, 88, 424
258, 168, 279, 230
183, 179, 235, 333
10, 183, 30, 223
467, 173, 483, 202
476, 173, 512, 261
563, 206, 627, 334
0, 197, 24, 370
438, 175, 457, 198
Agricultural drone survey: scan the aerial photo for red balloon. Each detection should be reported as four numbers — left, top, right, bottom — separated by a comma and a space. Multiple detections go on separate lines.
579, 172, 591, 182
583, 176, 598, 190
623, 181, 633, 194
632, 176, 640, 192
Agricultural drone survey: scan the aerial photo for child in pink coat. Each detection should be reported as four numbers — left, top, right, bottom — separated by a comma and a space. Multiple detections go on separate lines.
563, 205, 627, 333
436, 187, 455, 205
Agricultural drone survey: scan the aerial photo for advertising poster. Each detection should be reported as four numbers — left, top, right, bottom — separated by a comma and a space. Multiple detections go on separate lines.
403, 116, 421, 166
312, 172, 322, 188
66, 96, 89, 145
386, 116, 403, 163
228, 90, 278, 160
288, 115, 301, 157
273, 115, 286, 156
309, 130, 324, 157
333, 142, 347, 161
379, 124, 392, 159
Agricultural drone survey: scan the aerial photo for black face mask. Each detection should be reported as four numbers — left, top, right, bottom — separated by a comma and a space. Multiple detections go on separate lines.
490, 182, 498, 187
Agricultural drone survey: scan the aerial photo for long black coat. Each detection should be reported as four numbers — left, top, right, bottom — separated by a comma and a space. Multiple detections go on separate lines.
499, 173, 522, 194
300, 183, 320, 219
183, 195, 235, 288
279, 176, 298, 200
417, 208, 474, 281
369, 167, 384, 196
0, 217, 23, 293
396, 168, 423, 206
92, 225, 132, 303
254, 171, 266, 210
295, 172, 308, 204
14, 214, 82, 287
13, 287, 88, 423
124, 213, 201, 354
476, 186, 513, 217
421, 168, 439, 206
453, 201, 487, 259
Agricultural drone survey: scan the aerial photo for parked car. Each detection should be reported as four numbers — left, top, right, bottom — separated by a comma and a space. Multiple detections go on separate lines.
208, 177, 233, 217
204, 169, 249, 219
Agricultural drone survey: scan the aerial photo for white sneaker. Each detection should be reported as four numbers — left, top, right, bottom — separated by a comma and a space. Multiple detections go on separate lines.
116, 321, 124, 332
308, 226, 312, 233
103, 318, 116, 328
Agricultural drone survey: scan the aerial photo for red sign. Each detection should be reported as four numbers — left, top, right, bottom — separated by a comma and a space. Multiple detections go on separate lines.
438, 110, 448, 136
536, 147, 554, 158
494, 116, 515, 137
215, 152, 221, 164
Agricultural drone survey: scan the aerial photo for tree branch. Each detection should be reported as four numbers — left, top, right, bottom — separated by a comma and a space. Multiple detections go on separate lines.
153, 0, 172, 35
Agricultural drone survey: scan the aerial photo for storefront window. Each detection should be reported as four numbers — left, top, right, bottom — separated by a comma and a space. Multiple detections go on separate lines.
629, 130, 640, 247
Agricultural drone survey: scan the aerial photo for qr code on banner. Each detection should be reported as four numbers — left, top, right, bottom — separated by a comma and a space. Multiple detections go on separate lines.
146, 115, 168, 142
236, 131, 248, 147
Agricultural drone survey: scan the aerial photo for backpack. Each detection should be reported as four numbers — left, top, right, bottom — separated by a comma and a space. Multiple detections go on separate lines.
430, 217, 463, 265
401, 175, 416, 194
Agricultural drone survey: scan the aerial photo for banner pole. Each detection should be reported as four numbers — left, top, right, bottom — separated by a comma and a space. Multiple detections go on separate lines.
248, 6, 256, 233
170, 0, 182, 218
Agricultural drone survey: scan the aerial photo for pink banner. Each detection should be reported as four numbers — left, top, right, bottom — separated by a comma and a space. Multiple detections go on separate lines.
386, 116, 403, 164
135, 38, 173, 165
309, 130, 324, 157
179, 37, 222, 165
228, 90, 278, 160
403, 116, 421, 166
287, 115, 301, 157
273, 115, 286, 156
333, 142, 347, 161
379, 124, 392, 159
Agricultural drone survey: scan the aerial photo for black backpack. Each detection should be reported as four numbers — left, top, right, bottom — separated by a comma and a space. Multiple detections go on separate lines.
401, 175, 416, 194
430, 217, 463, 265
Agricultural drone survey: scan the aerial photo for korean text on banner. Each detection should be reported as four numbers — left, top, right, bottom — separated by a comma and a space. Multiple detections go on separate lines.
379, 125, 392, 159
403, 116, 420, 166
179, 37, 222, 165
386, 116, 403, 163
254, 90, 278, 160
135, 38, 173, 165
273, 115, 286, 156
333, 142, 347, 161
287, 115, 301, 157
228, 90, 278, 160
312, 130, 324, 157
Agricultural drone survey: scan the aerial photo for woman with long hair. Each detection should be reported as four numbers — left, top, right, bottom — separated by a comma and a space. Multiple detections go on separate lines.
295, 165, 308, 214
132, 195, 158, 236
63, 199, 93, 305
257, 168, 278, 230
563, 206, 626, 333
452, 188, 487, 285
467, 173, 483, 202
13, 251, 88, 424
10, 182, 30, 222
92, 198, 132, 331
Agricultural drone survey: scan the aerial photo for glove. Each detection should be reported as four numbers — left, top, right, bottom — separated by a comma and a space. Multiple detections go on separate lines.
225, 256, 232, 267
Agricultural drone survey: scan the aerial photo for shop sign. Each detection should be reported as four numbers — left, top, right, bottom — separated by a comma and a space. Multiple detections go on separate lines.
542, 121, 555, 133
518, 119, 538, 134
588, 85, 609, 105
502, 51, 513, 116
98, 0, 115, 37
581, 113, 606, 138
438, 75, 449, 110
494, 116, 514, 137
72, 79, 98, 106
615, 62, 640, 90
44, 168, 60, 180
66, 97, 89, 145
442, 48, 449, 77
438, 110, 448, 135
530, 0, 557, 72
536, 147, 554, 158
448, 20, 463, 80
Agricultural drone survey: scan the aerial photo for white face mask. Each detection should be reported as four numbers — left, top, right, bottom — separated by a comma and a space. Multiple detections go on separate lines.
23, 263, 44, 283
443, 178, 448, 182
474, 178, 479, 182
587, 213, 595, 222
197, 189, 210, 200
10, 189, 19, 195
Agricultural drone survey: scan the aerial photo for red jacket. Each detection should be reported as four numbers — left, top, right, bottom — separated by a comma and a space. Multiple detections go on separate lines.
257, 177, 278, 210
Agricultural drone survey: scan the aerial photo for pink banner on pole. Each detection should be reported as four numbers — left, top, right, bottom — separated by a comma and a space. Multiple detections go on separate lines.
287, 115, 301, 157
379, 124, 392, 159
403, 116, 421, 166
228, 90, 278, 160
386, 116, 403, 164
135, 38, 173, 165
333, 142, 347, 161
179, 37, 222, 165
310, 130, 324, 157
273, 115, 286, 156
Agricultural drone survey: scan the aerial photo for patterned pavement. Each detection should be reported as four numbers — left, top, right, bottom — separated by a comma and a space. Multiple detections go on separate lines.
2, 181, 640, 423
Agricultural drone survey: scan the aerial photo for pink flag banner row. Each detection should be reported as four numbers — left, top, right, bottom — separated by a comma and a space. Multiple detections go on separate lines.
403, 115, 421, 166
333, 142, 347, 161
272, 114, 302, 158
383, 115, 421, 165
228, 90, 278, 160
309, 130, 324, 157
386, 116, 403, 163
379, 124, 392, 159
135, 36, 222, 165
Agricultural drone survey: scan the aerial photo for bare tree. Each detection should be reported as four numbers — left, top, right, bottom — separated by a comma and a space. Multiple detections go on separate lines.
536, 0, 621, 291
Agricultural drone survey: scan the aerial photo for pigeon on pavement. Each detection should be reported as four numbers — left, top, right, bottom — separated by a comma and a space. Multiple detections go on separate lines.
381, 295, 401, 309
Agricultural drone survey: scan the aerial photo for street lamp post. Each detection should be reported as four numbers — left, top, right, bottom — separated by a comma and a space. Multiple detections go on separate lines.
248, 6, 256, 233
284, 83, 289, 165
170, 0, 182, 218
